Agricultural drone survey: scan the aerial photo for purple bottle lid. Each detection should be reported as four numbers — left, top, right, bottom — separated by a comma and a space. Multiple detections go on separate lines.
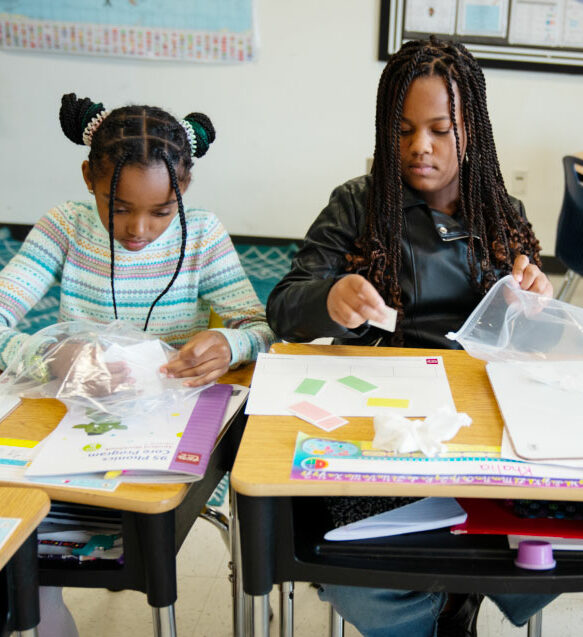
514, 540, 556, 570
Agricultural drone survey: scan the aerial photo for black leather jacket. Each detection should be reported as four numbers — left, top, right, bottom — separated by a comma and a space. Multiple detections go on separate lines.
267, 175, 524, 349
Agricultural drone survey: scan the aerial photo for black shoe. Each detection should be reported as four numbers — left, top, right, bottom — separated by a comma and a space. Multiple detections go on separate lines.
437, 594, 484, 637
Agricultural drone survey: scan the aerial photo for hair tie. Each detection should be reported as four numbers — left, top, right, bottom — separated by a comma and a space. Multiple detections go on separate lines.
82, 108, 110, 147
180, 119, 197, 157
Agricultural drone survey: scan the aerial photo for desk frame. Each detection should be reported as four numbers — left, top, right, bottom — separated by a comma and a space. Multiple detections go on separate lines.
38, 405, 247, 636
0, 487, 50, 637
232, 344, 583, 637
0, 364, 254, 637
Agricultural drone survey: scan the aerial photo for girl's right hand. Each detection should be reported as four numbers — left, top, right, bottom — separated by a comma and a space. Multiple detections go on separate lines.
326, 274, 389, 329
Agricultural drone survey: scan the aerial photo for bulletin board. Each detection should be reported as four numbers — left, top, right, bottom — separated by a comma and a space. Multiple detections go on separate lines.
379, 0, 583, 73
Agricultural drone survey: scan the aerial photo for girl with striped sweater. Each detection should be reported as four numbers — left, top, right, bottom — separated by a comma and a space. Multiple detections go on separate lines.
0, 93, 275, 637
0, 94, 275, 390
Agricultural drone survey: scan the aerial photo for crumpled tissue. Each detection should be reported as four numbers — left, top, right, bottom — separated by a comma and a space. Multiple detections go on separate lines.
372, 406, 472, 457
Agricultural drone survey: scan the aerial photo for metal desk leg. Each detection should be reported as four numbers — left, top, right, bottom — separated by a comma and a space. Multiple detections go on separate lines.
230, 486, 253, 637
279, 581, 294, 637
7, 532, 40, 637
252, 594, 270, 637
135, 511, 177, 637
152, 606, 177, 637
527, 611, 542, 637
329, 605, 344, 637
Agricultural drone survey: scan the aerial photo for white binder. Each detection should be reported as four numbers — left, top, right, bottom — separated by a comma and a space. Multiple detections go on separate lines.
487, 361, 583, 460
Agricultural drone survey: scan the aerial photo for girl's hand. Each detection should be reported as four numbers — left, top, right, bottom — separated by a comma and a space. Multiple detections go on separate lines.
327, 274, 389, 329
160, 330, 232, 387
512, 255, 553, 297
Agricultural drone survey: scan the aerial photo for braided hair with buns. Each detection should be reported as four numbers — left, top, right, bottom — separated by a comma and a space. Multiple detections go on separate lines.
59, 93, 216, 330
346, 37, 541, 345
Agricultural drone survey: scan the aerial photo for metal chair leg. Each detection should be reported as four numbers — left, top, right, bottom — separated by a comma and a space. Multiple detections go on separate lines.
200, 505, 230, 549
230, 485, 253, 637
279, 581, 294, 637
527, 610, 542, 637
556, 269, 580, 302
329, 605, 344, 637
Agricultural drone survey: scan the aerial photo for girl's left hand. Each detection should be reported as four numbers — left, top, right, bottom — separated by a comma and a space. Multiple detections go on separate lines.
512, 255, 553, 297
160, 331, 232, 387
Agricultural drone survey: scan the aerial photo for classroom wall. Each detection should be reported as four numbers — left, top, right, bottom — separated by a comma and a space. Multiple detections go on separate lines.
0, 0, 582, 255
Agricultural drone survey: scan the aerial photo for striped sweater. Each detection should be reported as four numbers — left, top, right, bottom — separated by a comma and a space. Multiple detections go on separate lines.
0, 201, 276, 369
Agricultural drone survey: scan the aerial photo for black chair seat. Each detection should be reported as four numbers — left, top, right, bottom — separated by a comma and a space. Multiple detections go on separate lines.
556, 155, 583, 276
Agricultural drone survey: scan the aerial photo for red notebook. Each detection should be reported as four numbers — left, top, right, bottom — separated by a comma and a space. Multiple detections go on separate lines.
451, 498, 583, 539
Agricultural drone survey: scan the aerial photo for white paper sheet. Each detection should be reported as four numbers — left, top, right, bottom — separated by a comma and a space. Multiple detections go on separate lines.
0, 517, 21, 551
246, 354, 456, 417
325, 497, 467, 541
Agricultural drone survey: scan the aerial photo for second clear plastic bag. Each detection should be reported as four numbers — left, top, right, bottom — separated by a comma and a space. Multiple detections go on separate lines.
0, 319, 205, 416
446, 275, 583, 361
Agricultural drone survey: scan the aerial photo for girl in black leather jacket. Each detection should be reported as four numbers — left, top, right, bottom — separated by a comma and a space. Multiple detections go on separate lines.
267, 37, 554, 637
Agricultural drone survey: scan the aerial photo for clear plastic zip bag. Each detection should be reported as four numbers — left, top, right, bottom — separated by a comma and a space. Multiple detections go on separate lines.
0, 320, 205, 416
446, 275, 583, 362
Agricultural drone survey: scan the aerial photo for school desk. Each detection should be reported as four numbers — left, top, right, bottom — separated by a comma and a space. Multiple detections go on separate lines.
0, 363, 254, 637
231, 343, 583, 637
0, 487, 50, 636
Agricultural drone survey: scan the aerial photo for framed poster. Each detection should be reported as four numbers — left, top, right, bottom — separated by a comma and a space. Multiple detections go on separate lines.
379, 0, 583, 73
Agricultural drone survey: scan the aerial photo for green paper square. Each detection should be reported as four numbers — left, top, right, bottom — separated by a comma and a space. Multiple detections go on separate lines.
337, 375, 378, 393
294, 378, 326, 396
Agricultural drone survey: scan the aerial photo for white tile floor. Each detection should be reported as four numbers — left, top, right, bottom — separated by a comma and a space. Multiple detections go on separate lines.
63, 273, 583, 637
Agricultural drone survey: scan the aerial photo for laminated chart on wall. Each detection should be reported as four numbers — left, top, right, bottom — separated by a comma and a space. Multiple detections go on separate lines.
246, 354, 456, 418
0, 0, 257, 62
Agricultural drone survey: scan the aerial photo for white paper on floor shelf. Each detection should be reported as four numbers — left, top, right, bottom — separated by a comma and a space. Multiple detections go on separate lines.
324, 497, 467, 541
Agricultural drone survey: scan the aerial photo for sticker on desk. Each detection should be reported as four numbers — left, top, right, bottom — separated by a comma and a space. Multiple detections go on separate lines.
0, 441, 37, 481
288, 401, 348, 432
27, 476, 120, 492
337, 375, 378, 394
290, 431, 583, 488
0, 517, 20, 551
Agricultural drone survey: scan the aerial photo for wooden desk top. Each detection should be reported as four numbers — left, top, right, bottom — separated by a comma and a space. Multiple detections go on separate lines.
232, 343, 581, 501
0, 365, 255, 514
0, 487, 49, 570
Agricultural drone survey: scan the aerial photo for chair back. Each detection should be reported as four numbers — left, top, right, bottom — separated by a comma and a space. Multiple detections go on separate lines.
556, 155, 583, 275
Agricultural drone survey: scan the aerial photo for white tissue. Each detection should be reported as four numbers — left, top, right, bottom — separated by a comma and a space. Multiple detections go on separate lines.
372, 406, 472, 457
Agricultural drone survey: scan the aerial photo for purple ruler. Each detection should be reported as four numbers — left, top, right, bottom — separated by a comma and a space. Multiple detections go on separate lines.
169, 383, 233, 477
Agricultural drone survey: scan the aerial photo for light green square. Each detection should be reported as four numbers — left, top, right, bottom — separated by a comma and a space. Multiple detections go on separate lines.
337, 375, 378, 393
294, 378, 326, 396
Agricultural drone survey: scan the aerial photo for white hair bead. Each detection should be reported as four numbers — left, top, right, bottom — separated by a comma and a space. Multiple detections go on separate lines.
180, 119, 198, 157
82, 109, 110, 147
